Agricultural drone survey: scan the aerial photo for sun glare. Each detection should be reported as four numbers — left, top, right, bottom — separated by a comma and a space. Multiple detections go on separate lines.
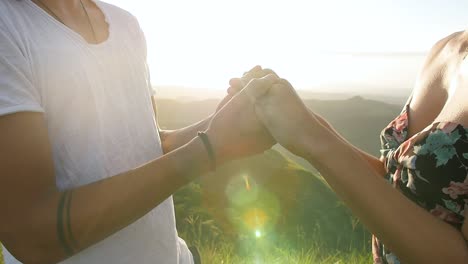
107, 0, 468, 95
255, 230, 262, 238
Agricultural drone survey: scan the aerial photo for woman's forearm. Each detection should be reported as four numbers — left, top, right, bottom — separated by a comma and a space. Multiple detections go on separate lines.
311, 111, 386, 177
302, 123, 468, 264
5, 137, 210, 264
160, 115, 212, 153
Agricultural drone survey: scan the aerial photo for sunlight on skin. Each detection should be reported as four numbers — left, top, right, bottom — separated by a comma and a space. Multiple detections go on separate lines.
460, 55, 468, 76
447, 55, 468, 101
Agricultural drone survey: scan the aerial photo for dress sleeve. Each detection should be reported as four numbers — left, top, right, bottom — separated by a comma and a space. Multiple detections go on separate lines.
0, 26, 44, 116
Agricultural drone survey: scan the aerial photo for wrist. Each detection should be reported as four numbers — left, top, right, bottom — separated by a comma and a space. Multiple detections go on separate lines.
200, 114, 214, 131
175, 137, 213, 182
197, 131, 216, 171
204, 128, 228, 166
299, 122, 338, 163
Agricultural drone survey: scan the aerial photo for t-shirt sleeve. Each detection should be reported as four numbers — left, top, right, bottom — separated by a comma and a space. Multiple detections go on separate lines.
130, 15, 156, 96
0, 27, 44, 116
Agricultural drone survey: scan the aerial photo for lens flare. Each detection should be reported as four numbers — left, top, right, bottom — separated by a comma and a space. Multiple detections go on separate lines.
244, 175, 251, 191
243, 207, 268, 230
226, 174, 259, 206
255, 230, 262, 238
225, 173, 281, 243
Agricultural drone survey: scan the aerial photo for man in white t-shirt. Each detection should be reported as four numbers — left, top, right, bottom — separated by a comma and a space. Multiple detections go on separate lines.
0, 0, 275, 263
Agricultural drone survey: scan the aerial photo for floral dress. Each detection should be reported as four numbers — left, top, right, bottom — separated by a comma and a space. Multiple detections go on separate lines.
374, 103, 468, 264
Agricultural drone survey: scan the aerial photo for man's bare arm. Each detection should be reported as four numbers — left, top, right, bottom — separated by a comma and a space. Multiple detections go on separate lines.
0, 112, 211, 264
1, 77, 273, 264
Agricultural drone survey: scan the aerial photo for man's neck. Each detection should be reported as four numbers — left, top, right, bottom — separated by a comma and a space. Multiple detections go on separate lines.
33, 0, 86, 12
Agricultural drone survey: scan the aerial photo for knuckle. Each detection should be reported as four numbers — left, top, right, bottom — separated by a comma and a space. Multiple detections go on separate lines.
249, 78, 262, 85
263, 68, 278, 77
271, 83, 283, 92
279, 78, 292, 87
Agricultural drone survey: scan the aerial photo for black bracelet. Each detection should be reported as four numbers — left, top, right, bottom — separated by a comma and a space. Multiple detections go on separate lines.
197, 131, 216, 171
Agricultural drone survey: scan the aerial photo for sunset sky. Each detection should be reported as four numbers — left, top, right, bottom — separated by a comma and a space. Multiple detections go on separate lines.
106, 0, 468, 95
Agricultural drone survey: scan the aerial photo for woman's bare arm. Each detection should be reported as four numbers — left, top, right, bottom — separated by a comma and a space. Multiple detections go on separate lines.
249, 77, 468, 264
302, 122, 468, 264
312, 112, 387, 177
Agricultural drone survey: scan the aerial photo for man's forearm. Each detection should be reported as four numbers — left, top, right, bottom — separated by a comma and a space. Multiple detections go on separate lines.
5, 137, 211, 264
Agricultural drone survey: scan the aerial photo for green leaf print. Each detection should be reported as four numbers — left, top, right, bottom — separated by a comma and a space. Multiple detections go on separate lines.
443, 199, 461, 214
463, 153, 468, 160
415, 130, 461, 163
433, 146, 457, 167
449, 130, 461, 142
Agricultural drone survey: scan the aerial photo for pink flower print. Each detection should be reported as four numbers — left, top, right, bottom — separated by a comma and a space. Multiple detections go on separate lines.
430, 204, 462, 224
439, 122, 459, 134
392, 167, 403, 188
442, 178, 468, 199
395, 140, 414, 162
372, 236, 384, 264
393, 112, 408, 132
391, 131, 404, 143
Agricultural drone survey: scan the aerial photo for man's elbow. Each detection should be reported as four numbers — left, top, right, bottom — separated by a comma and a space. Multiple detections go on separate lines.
1, 217, 65, 264
2, 236, 65, 264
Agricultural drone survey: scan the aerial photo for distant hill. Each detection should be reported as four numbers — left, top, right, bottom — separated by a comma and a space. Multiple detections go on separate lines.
154, 85, 409, 105
156, 96, 403, 158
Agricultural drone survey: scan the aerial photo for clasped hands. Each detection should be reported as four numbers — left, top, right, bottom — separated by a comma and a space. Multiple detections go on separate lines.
206, 66, 323, 166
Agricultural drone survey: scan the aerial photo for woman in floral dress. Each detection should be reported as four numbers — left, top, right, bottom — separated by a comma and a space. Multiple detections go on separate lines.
234, 30, 468, 263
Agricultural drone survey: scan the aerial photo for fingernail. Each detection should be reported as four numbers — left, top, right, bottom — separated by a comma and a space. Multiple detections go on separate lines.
252, 65, 262, 72
229, 78, 241, 87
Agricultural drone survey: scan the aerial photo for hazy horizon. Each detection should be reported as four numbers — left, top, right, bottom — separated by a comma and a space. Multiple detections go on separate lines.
106, 0, 468, 95
154, 83, 410, 105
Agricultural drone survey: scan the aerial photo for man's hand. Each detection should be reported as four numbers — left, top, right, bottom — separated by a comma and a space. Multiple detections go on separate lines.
205, 75, 278, 165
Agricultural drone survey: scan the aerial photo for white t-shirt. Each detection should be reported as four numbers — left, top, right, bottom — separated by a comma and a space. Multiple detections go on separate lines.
0, 0, 193, 263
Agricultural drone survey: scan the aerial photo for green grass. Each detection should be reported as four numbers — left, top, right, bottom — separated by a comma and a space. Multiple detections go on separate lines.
0, 241, 372, 264
0, 243, 4, 264
196, 241, 372, 264
174, 150, 374, 263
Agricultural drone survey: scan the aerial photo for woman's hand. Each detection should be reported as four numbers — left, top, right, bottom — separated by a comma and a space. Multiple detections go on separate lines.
228, 66, 278, 96
216, 66, 279, 112
205, 75, 277, 165
215, 66, 263, 112
247, 77, 320, 157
